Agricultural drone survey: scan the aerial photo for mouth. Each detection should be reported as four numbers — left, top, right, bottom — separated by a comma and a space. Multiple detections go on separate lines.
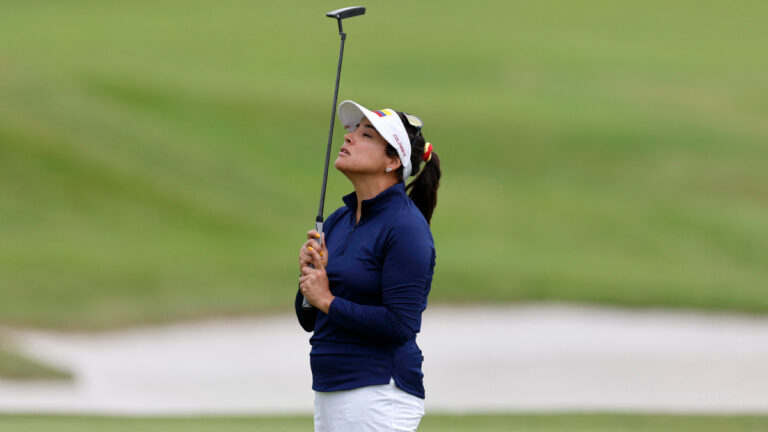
339, 147, 351, 156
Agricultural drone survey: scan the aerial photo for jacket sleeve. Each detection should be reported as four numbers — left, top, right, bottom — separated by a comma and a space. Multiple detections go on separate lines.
295, 287, 317, 332
326, 219, 435, 344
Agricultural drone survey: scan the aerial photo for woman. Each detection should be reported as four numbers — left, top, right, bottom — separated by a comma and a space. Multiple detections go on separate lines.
295, 100, 441, 432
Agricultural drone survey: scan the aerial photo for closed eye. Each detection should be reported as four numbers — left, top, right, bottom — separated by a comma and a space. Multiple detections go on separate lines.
362, 123, 379, 138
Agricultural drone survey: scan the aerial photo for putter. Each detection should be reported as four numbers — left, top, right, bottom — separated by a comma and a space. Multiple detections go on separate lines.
302, 6, 366, 309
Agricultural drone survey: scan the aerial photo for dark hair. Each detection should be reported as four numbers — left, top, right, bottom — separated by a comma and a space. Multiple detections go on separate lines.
384, 111, 442, 224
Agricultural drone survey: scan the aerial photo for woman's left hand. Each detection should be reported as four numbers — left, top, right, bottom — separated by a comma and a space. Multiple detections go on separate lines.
299, 246, 335, 313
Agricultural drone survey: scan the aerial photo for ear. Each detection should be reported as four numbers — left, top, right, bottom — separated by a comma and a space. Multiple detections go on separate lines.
386, 153, 402, 172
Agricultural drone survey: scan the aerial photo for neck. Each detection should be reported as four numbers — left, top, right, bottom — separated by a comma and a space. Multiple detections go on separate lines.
348, 174, 399, 223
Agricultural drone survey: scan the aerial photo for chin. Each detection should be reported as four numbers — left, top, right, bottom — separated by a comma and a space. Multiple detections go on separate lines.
334, 158, 348, 173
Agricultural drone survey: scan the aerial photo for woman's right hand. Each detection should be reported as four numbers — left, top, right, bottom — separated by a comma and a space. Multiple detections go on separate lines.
299, 230, 328, 271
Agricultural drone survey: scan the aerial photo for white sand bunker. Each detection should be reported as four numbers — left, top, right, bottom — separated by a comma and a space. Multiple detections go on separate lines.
0, 304, 767, 415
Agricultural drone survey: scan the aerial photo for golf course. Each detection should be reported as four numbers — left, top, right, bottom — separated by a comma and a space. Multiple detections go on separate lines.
1, 0, 767, 429
2, 413, 768, 432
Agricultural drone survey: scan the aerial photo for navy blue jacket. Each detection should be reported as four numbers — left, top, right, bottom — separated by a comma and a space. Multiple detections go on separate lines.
295, 182, 435, 399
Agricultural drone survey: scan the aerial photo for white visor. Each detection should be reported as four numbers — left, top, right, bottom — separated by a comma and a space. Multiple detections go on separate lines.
338, 100, 412, 178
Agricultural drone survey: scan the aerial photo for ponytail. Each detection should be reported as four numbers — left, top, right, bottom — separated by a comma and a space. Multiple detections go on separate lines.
385, 112, 442, 225
405, 149, 441, 225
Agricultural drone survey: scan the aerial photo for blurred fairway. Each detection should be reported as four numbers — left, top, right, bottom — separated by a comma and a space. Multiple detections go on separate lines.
1, 0, 767, 330
1, 414, 768, 432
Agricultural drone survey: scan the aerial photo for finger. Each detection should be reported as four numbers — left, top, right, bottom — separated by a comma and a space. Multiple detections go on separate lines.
308, 246, 325, 271
301, 242, 314, 256
307, 230, 321, 241
311, 232, 324, 251
299, 258, 311, 272
300, 241, 319, 260
302, 240, 315, 251
301, 263, 316, 274
299, 249, 312, 265
307, 243, 324, 259
320, 233, 328, 261
303, 241, 324, 259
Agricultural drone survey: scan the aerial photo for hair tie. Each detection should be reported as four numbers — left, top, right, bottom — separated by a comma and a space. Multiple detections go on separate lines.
422, 142, 433, 162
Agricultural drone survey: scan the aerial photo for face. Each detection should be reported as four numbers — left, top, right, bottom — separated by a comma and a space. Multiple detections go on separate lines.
334, 117, 400, 177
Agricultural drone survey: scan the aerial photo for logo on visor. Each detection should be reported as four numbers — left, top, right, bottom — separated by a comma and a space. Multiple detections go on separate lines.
374, 109, 395, 117
393, 134, 407, 156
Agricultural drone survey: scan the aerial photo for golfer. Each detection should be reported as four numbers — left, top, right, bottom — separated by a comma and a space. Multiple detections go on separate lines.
295, 100, 441, 432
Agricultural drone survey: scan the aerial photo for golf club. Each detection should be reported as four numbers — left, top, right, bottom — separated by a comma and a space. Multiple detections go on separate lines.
302, 6, 366, 309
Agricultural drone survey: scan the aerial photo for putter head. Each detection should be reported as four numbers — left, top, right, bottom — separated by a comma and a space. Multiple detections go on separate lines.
326, 6, 366, 19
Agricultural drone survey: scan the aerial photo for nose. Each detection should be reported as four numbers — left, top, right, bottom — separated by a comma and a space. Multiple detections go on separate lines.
344, 132, 352, 144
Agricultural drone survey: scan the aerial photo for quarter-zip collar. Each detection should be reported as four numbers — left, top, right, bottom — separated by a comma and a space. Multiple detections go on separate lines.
342, 182, 406, 222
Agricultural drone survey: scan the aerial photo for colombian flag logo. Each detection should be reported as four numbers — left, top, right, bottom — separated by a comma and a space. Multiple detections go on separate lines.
373, 109, 396, 117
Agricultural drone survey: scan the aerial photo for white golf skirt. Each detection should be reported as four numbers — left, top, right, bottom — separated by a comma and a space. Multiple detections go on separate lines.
314, 378, 425, 432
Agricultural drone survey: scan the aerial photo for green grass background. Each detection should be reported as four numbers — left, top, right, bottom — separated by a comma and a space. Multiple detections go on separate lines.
1, 414, 768, 432
1, 0, 767, 333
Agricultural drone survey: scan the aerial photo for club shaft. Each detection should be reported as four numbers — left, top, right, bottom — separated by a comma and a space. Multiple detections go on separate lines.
317, 29, 346, 222
303, 27, 347, 310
